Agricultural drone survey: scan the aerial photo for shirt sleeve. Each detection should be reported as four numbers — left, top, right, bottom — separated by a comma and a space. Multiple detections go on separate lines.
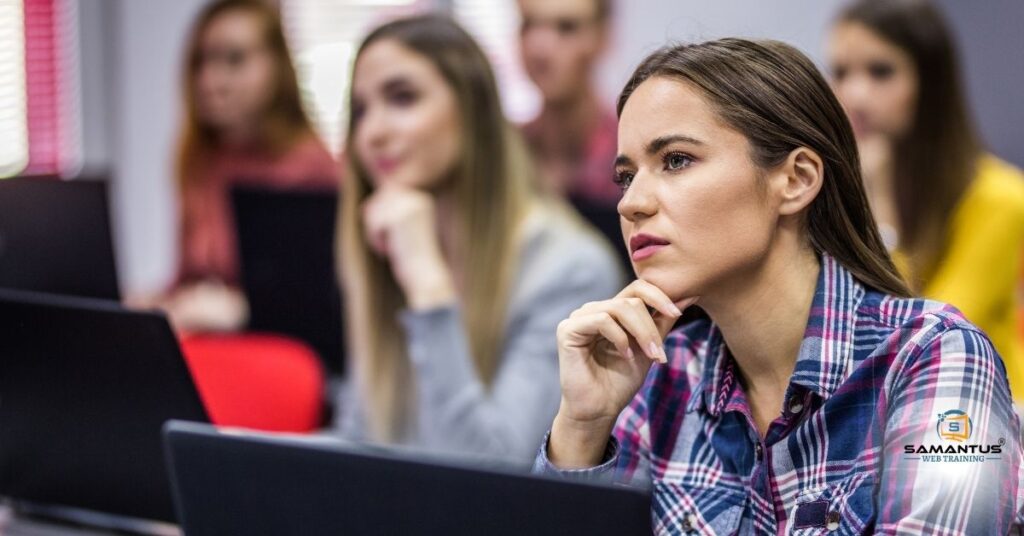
332, 376, 368, 442
877, 321, 1023, 534
532, 368, 657, 489
531, 430, 621, 482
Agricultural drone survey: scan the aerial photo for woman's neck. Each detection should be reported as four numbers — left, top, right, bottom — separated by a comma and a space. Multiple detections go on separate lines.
535, 89, 602, 150
218, 120, 263, 149
700, 231, 821, 398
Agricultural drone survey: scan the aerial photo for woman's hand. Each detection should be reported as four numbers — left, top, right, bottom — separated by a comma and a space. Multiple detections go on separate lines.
548, 280, 697, 468
361, 184, 455, 310
161, 280, 249, 334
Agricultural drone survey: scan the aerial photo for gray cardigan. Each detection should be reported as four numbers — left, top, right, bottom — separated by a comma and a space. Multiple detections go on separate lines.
334, 203, 624, 463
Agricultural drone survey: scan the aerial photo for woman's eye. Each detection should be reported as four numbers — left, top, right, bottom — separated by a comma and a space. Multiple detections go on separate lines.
351, 101, 366, 123
868, 62, 894, 81
556, 18, 580, 36
225, 49, 247, 68
665, 152, 693, 170
613, 170, 634, 191
389, 90, 418, 106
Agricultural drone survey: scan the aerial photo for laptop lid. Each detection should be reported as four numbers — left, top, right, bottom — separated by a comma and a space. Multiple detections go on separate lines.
231, 186, 344, 375
0, 289, 208, 523
164, 420, 653, 536
0, 178, 120, 300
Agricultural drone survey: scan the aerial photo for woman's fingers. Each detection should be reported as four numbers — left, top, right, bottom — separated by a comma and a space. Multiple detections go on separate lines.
560, 312, 633, 361
615, 280, 680, 318
563, 281, 700, 366
361, 194, 391, 255
620, 298, 667, 362
652, 296, 699, 337
575, 299, 666, 363
363, 220, 388, 255
618, 280, 700, 338
592, 313, 634, 361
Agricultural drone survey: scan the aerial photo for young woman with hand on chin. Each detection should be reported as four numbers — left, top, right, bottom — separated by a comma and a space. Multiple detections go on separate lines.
333, 15, 622, 462
536, 38, 1023, 534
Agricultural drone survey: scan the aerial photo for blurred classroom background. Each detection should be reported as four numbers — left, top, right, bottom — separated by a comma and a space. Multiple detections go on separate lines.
2, 0, 1019, 297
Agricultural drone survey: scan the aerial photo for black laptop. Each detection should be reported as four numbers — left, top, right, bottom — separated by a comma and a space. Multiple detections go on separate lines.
232, 186, 345, 375
0, 177, 120, 300
163, 420, 653, 536
0, 289, 209, 525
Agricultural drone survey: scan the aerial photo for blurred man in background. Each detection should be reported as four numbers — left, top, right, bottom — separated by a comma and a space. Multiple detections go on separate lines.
518, 0, 620, 207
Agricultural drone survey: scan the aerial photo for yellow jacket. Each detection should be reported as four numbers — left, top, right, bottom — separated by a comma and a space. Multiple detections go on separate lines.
895, 154, 1024, 402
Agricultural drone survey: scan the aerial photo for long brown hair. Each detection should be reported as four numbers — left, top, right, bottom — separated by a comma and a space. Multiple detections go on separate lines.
339, 15, 535, 441
618, 38, 911, 297
838, 0, 981, 288
175, 0, 314, 190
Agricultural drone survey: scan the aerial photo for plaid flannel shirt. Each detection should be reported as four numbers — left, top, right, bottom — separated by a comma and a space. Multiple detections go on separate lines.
536, 253, 1024, 535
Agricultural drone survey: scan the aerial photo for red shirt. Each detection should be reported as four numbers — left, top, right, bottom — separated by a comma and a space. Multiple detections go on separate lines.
176, 134, 339, 286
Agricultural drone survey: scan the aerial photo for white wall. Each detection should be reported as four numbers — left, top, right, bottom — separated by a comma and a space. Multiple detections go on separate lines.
77, 0, 112, 175
79, 0, 208, 295
938, 0, 1024, 168
595, 1, 846, 110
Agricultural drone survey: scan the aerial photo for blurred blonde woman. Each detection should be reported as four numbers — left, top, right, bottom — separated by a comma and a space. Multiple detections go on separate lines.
334, 14, 622, 461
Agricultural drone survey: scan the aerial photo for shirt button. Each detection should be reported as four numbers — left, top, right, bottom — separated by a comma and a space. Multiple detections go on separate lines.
788, 396, 804, 415
754, 443, 763, 460
826, 510, 840, 531
681, 512, 697, 532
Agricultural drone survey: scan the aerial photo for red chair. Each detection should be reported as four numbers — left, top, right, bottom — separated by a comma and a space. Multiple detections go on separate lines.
179, 333, 324, 433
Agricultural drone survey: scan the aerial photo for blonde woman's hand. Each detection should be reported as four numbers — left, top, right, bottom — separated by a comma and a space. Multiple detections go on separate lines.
361, 183, 455, 310
549, 280, 697, 468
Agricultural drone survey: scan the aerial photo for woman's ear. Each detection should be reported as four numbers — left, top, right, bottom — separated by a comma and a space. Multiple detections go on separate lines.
775, 147, 824, 216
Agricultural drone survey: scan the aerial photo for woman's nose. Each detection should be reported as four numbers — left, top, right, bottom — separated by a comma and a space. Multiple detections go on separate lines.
839, 74, 873, 109
617, 172, 657, 223
358, 107, 389, 148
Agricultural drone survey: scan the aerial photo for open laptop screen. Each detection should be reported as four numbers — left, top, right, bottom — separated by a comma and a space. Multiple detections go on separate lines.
0, 289, 208, 523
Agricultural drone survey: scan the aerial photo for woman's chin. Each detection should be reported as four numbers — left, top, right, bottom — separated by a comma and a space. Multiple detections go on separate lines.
635, 267, 698, 304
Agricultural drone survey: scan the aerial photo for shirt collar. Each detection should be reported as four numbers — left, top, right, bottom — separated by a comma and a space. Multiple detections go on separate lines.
690, 253, 864, 416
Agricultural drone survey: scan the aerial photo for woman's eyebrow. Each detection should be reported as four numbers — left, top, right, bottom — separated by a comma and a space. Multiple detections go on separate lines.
380, 76, 414, 93
615, 134, 705, 167
645, 134, 704, 155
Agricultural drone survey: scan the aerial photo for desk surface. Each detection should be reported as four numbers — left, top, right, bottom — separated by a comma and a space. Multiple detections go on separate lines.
0, 504, 181, 536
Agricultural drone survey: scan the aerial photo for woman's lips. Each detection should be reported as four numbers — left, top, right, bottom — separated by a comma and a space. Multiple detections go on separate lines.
372, 157, 401, 175
630, 233, 670, 262
632, 244, 667, 261
848, 112, 873, 138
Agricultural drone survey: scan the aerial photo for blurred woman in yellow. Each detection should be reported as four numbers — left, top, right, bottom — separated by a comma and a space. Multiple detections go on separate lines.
828, 0, 1024, 404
